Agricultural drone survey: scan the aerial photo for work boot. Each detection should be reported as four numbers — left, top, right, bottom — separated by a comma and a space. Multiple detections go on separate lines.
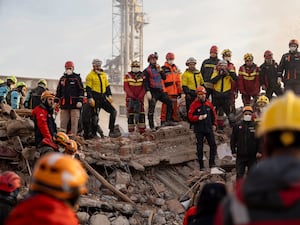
109, 129, 121, 138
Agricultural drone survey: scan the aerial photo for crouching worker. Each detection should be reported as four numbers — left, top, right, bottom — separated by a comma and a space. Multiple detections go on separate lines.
5, 152, 88, 225
32, 91, 58, 156
0, 171, 21, 225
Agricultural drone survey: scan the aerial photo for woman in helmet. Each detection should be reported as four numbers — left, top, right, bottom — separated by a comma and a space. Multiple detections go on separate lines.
0, 171, 21, 225
7, 81, 27, 109
24, 79, 48, 109
32, 91, 58, 155
5, 152, 88, 225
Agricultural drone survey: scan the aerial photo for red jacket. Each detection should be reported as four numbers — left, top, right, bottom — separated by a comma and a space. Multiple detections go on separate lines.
123, 71, 145, 101
5, 194, 79, 225
238, 64, 260, 96
183, 206, 197, 225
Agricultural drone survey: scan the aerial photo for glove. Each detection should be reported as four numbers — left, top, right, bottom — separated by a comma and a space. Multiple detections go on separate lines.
146, 91, 152, 101
88, 98, 95, 107
277, 77, 282, 85
107, 95, 113, 103
198, 114, 207, 120
76, 102, 82, 108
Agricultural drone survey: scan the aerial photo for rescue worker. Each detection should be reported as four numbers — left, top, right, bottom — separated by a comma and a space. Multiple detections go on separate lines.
253, 95, 269, 121
183, 182, 227, 225
215, 91, 300, 225
86, 59, 120, 138
0, 171, 21, 225
182, 57, 204, 124
278, 39, 300, 94
200, 45, 220, 99
32, 91, 58, 155
211, 60, 237, 127
238, 53, 261, 105
56, 61, 84, 136
230, 106, 259, 179
188, 86, 217, 170
143, 52, 174, 130
260, 50, 283, 100
161, 52, 182, 125
222, 49, 238, 114
24, 79, 48, 109
5, 152, 88, 225
0, 76, 17, 103
123, 60, 146, 134
7, 81, 27, 109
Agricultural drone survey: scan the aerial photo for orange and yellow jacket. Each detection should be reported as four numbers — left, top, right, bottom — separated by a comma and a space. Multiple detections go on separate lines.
161, 62, 182, 96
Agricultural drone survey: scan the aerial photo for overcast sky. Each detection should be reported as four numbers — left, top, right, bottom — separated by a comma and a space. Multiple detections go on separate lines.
1, 0, 300, 81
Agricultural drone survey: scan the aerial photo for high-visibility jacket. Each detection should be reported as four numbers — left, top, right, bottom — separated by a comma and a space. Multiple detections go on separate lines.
211, 69, 237, 93
161, 62, 182, 96
238, 64, 260, 96
85, 70, 110, 95
181, 69, 204, 94
123, 71, 145, 101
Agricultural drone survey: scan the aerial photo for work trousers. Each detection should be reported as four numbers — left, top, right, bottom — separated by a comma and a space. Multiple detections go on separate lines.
160, 95, 180, 122
195, 132, 217, 169
60, 109, 80, 135
236, 156, 257, 179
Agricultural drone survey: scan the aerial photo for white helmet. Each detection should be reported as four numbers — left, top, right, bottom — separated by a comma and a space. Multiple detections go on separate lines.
185, 57, 197, 66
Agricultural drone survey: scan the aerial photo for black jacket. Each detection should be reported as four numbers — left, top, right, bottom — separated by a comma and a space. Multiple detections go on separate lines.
230, 120, 259, 157
260, 60, 281, 88
200, 57, 220, 82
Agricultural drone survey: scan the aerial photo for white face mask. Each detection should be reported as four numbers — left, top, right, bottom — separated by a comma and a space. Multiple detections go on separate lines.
167, 60, 174, 65
131, 67, 139, 73
290, 46, 297, 52
224, 56, 231, 62
243, 114, 252, 121
95, 69, 101, 74
65, 69, 73, 75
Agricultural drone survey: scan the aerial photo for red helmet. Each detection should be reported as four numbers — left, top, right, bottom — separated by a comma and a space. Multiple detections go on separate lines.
264, 50, 273, 59
0, 171, 21, 193
166, 52, 175, 60
196, 86, 207, 95
289, 39, 299, 47
147, 53, 158, 62
65, 61, 74, 68
210, 45, 218, 54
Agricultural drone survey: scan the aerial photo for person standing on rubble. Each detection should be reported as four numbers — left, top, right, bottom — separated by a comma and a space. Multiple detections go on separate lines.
238, 53, 261, 105
182, 57, 204, 125
200, 45, 220, 99
0, 76, 17, 104
188, 86, 217, 170
0, 171, 21, 225
160, 52, 182, 125
5, 152, 88, 225
32, 91, 58, 155
278, 39, 300, 94
24, 79, 48, 109
7, 81, 27, 109
85, 59, 121, 138
56, 61, 84, 136
183, 182, 227, 225
211, 60, 237, 128
143, 52, 175, 130
124, 60, 146, 134
216, 91, 300, 225
260, 50, 283, 100
230, 106, 260, 179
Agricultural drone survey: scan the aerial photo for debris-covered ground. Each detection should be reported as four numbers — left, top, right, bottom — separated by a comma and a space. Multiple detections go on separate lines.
0, 104, 237, 225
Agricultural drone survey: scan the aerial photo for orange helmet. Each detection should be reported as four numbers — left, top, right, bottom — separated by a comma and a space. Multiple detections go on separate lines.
264, 50, 273, 59
65, 61, 74, 68
289, 39, 299, 47
166, 52, 175, 60
0, 171, 21, 193
41, 91, 55, 101
65, 140, 78, 155
30, 152, 88, 200
53, 132, 70, 147
210, 45, 218, 54
243, 106, 253, 113
196, 86, 207, 95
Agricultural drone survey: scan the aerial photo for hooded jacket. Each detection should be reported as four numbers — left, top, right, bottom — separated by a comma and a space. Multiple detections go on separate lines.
215, 156, 300, 225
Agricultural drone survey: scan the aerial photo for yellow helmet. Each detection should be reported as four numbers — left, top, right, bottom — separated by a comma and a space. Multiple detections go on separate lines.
6, 76, 17, 84
222, 49, 232, 57
244, 53, 254, 62
16, 81, 27, 88
257, 95, 269, 105
53, 132, 70, 146
38, 79, 47, 87
257, 91, 300, 137
30, 152, 88, 200
0, 79, 4, 85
